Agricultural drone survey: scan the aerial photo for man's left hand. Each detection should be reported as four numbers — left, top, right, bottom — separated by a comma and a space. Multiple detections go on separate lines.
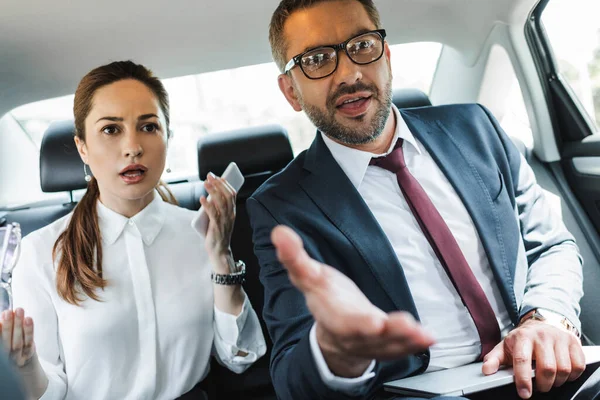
482, 320, 585, 399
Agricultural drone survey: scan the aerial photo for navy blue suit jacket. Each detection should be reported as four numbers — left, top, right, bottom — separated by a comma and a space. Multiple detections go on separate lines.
247, 104, 582, 399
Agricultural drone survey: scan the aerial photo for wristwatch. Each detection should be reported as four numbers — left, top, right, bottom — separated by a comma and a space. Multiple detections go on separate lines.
520, 308, 580, 338
211, 260, 246, 285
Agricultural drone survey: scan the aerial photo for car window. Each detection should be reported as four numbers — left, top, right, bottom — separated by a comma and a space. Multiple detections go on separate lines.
478, 45, 533, 148
542, 0, 600, 130
1, 42, 441, 208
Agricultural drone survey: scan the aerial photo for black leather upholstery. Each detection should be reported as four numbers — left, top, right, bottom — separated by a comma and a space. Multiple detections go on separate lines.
198, 125, 293, 400
39, 120, 87, 193
392, 87, 432, 109
7, 121, 83, 236
5, 204, 76, 237
197, 124, 293, 180
168, 181, 204, 211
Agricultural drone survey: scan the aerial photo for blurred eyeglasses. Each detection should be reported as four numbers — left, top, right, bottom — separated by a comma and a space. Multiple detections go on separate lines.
0, 223, 21, 312
284, 29, 387, 80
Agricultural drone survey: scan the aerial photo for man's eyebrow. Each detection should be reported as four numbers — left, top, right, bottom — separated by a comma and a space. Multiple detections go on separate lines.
299, 28, 374, 54
96, 116, 124, 123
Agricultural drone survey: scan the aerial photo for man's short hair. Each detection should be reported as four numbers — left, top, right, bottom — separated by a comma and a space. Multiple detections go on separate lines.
269, 0, 382, 73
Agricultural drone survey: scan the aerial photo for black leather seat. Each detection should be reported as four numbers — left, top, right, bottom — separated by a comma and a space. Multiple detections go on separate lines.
6, 120, 85, 235
393, 87, 432, 109
196, 124, 294, 400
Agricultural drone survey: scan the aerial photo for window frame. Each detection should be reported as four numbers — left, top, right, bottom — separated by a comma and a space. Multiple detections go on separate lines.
526, 0, 598, 146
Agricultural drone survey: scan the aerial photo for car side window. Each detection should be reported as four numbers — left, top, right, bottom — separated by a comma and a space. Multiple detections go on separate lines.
542, 0, 600, 130
478, 45, 534, 148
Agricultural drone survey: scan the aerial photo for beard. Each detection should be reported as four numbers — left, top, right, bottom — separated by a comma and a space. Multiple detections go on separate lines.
297, 77, 393, 145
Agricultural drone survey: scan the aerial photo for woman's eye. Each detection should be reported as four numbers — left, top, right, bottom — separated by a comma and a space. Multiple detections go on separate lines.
142, 123, 159, 133
102, 126, 118, 135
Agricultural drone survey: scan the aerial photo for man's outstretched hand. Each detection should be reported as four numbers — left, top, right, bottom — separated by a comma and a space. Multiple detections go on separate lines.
271, 225, 435, 377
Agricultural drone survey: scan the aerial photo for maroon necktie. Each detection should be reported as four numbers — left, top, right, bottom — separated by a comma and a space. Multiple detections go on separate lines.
371, 139, 501, 358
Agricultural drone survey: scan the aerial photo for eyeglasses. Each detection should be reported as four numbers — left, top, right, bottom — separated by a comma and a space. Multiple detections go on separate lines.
284, 29, 387, 80
0, 223, 21, 312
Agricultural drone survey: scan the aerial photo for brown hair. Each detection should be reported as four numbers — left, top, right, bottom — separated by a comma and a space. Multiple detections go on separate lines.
53, 60, 177, 305
269, 0, 382, 72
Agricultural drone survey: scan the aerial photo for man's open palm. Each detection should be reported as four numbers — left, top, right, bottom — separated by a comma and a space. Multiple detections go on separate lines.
271, 225, 435, 377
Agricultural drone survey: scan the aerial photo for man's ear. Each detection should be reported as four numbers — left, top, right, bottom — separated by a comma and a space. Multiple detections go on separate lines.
384, 42, 392, 67
74, 136, 88, 165
278, 73, 303, 112
384, 41, 391, 61
383, 42, 393, 79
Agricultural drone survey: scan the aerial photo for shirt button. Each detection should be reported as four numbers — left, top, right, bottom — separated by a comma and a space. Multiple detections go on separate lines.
128, 220, 134, 226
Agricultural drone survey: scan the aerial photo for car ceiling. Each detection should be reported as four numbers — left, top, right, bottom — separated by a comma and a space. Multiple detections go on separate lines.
0, 0, 537, 116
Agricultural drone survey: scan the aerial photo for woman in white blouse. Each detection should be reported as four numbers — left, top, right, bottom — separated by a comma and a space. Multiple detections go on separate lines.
1, 61, 266, 400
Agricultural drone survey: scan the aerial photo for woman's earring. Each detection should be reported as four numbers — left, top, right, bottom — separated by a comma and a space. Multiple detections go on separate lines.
84, 164, 92, 182
166, 131, 172, 173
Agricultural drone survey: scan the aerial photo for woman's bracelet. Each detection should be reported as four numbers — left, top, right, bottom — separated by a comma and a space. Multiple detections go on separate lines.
211, 260, 246, 285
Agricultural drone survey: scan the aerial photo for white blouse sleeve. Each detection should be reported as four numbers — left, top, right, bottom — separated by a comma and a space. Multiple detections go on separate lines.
212, 290, 267, 373
12, 234, 67, 400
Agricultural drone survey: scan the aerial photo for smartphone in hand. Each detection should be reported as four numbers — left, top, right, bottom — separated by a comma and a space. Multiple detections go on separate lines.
191, 162, 245, 237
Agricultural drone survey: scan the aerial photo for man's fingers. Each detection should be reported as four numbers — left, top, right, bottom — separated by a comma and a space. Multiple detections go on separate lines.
553, 340, 572, 387
482, 342, 506, 375
568, 340, 586, 382
271, 226, 322, 291
353, 340, 427, 360
384, 312, 435, 347
318, 309, 386, 339
322, 329, 430, 361
533, 339, 557, 393
511, 337, 534, 399
326, 312, 432, 360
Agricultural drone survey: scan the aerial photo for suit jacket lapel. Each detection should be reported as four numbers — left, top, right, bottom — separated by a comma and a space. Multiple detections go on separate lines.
400, 110, 519, 319
300, 134, 420, 317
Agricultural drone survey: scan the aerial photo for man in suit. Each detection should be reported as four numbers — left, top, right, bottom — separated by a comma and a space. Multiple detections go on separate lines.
247, 0, 587, 399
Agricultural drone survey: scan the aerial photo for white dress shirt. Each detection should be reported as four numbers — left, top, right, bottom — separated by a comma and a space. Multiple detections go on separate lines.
12, 195, 267, 400
310, 105, 515, 392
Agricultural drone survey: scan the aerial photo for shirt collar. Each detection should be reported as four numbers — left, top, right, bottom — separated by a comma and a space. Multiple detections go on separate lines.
97, 193, 166, 246
321, 104, 422, 189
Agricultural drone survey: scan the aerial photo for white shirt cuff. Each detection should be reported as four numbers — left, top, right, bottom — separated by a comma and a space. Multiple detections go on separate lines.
213, 290, 266, 372
309, 323, 376, 394
213, 291, 250, 345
